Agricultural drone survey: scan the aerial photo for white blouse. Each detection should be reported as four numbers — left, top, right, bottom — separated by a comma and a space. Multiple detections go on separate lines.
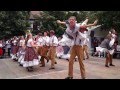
0, 43, 3, 48
27, 39, 33, 47
19, 40, 25, 46
12, 40, 17, 45
37, 37, 44, 46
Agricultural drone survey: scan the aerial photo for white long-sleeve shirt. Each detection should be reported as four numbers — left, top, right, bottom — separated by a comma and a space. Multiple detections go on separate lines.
43, 36, 50, 46
37, 37, 44, 46
49, 35, 58, 46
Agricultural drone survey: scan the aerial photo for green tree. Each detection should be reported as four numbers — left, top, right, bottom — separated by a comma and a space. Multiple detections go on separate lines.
0, 11, 30, 39
32, 11, 120, 37
85, 11, 120, 33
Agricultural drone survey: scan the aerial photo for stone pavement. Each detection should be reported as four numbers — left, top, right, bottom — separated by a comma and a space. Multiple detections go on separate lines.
0, 56, 120, 79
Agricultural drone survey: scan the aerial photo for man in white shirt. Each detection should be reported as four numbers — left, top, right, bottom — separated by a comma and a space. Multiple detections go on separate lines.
40, 32, 50, 67
36, 33, 44, 61
57, 16, 86, 79
47, 30, 58, 69
57, 16, 98, 79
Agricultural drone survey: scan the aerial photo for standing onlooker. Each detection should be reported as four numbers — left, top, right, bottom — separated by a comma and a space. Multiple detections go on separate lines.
93, 37, 99, 53
6, 40, 11, 57
2, 39, 6, 58
0, 40, 3, 58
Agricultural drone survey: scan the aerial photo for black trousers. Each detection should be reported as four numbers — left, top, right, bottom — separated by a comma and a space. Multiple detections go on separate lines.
2, 48, 5, 56
8, 48, 11, 56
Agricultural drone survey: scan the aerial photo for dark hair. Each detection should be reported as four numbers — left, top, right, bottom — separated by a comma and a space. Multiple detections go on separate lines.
44, 31, 49, 36
50, 30, 55, 35
38, 33, 43, 36
69, 16, 76, 21
105, 33, 112, 39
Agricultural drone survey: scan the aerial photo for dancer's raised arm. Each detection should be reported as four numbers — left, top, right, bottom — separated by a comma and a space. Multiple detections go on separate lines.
84, 19, 98, 27
57, 20, 66, 25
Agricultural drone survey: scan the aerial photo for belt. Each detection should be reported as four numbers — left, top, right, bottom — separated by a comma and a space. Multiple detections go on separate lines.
50, 46, 57, 47
27, 46, 32, 48
43, 45, 49, 46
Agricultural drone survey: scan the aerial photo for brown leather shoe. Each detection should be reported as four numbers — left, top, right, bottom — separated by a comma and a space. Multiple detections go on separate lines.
54, 62, 57, 64
105, 65, 109, 67
47, 60, 49, 63
65, 77, 73, 79
40, 65, 45, 67
110, 64, 115, 66
19, 64, 23, 66
86, 57, 89, 59
49, 67, 55, 70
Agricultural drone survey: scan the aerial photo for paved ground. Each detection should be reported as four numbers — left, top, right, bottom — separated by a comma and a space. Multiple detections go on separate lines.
0, 56, 120, 79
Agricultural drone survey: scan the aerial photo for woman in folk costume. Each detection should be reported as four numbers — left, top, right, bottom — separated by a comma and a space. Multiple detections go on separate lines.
96, 29, 117, 67
0, 40, 3, 58
79, 18, 98, 60
47, 30, 58, 70
56, 37, 64, 58
40, 31, 50, 67
17, 36, 26, 66
58, 36, 72, 60
11, 36, 18, 61
23, 33, 39, 72
109, 29, 117, 48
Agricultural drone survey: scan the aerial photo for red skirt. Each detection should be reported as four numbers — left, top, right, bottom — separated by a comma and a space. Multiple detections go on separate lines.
24, 47, 38, 61
12, 45, 18, 54
0, 48, 3, 56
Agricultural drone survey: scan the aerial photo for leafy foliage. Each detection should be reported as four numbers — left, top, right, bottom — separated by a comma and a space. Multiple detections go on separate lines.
0, 11, 30, 39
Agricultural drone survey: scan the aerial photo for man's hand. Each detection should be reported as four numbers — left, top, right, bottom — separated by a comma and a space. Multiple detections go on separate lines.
93, 19, 98, 25
57, 20, 61, 23
57, 20, 66, 25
